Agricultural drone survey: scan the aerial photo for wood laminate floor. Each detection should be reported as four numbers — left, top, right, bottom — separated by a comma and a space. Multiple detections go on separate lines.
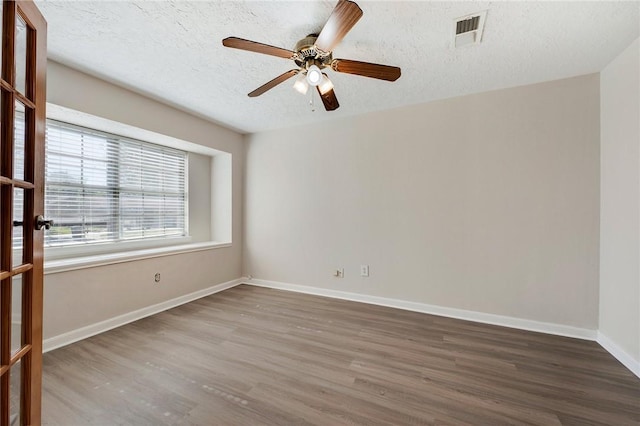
41, 285, 640, 425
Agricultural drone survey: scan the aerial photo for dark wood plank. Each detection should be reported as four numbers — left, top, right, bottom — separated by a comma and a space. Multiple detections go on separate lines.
315, 0, 363, 54
248, 69, 299, 98
40, 285, 640, 425
331, 59, 401, 81
222, 37, 294, 60
316, 86, 339, 111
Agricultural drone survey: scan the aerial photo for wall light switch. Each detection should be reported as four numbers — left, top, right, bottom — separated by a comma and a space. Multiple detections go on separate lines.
360, 265, 369, 277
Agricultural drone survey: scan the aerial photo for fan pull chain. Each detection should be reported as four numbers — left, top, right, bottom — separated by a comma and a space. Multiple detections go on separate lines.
309, 89, 315, 112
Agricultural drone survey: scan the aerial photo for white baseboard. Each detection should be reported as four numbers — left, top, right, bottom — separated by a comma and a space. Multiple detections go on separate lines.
597, 331, 640, 379
43, 277, 245, 353
246, 278, 597, 341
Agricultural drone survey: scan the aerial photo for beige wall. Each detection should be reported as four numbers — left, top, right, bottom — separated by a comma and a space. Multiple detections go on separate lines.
188, 153, 212, 242
599, 38, 640, 364
44, 61, 244, 339
244, 74, 600, 329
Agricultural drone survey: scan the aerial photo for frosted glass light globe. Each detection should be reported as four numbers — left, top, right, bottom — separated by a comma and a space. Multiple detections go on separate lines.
306, 65, 322, 86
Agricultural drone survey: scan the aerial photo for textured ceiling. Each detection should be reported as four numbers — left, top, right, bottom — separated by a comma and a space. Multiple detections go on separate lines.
36, 1, 639, 134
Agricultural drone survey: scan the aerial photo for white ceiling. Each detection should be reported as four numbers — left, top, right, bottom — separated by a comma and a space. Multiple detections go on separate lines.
36, 1, 639, 134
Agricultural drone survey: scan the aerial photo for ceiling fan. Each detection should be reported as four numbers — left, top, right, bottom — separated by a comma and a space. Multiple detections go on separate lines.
222, 0, 401, 111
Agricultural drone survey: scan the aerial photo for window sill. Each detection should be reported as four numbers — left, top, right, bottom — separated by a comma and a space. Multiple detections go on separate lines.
44, 241, 232, 275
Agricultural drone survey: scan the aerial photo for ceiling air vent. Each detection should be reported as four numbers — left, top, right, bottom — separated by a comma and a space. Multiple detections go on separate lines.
456, 16, 480, 34
453, 11, 487, 48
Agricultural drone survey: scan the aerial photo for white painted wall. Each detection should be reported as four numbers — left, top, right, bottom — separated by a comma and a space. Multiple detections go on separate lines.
44, 61, 244, 339
244, 74, 600, 330
599, 38, 640, 372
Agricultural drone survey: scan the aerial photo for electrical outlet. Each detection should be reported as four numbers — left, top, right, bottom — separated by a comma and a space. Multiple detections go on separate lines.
334, 268, 344, 278
154, 273, 161, 283
360, 265, 369, 277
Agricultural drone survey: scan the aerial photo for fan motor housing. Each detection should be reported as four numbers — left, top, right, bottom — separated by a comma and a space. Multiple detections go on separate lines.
294, 34, 332, 68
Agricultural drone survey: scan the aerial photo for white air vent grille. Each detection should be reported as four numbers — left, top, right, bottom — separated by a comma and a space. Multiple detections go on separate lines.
456, 16, 480, 34
453, 11, 487, 48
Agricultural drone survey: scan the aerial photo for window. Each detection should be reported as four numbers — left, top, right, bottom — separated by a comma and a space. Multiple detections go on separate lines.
14, 104, 232, 269
43, 119, 188, 248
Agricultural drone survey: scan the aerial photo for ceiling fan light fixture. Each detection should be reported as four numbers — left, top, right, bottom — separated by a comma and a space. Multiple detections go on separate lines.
293, 73, 309, 94
306, 64, 322, 86
318, 73, 334, 95
222, 0, 401, 111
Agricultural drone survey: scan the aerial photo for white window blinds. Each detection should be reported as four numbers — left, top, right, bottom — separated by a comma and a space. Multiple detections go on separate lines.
44, 119, 187, 248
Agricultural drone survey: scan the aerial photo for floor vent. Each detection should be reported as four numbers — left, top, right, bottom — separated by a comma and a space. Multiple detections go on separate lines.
454, 11, 487, 48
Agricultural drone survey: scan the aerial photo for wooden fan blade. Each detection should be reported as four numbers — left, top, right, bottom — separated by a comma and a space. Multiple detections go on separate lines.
316, 86, 340, 111
315, 0, 363, 54
248, 69, 299, 97
331, 59, 401, 81
222, 37, 295, 59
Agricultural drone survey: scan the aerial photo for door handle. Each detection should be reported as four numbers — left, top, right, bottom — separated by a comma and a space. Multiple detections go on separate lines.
35, 215, 54, 230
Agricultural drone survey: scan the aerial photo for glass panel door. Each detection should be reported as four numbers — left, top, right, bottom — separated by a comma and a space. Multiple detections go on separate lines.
0, 1, 47, 425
